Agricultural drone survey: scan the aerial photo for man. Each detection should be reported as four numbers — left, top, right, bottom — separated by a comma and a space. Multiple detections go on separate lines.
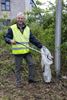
5, 12, 42, 88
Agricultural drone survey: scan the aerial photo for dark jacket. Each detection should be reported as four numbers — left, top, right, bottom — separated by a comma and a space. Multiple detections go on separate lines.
5, 23, 42, 49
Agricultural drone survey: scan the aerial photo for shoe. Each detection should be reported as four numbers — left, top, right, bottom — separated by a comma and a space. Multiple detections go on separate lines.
28, 79, 37, 83
16, 83, 23, 88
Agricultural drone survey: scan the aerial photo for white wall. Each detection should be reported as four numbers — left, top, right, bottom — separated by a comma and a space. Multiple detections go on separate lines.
10, 0, 25, 19
0, 0, 25, 19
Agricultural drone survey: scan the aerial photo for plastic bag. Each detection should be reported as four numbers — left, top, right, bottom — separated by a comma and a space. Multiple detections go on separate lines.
42, 64, 52, 83
41, 46, 53, 83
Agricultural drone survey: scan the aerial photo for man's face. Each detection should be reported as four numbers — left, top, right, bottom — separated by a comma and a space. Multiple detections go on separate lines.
16, 15, 25, 25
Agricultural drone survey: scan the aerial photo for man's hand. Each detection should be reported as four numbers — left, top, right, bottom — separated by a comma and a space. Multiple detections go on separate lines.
10, 40, 16, 44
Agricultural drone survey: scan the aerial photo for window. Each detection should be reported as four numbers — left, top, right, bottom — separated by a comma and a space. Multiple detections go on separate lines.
30, 0, 35, 7
1, 0, 10, 11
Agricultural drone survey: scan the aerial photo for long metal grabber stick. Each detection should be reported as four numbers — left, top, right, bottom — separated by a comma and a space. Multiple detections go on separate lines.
16, 41, 41, 54
16, 42, 53, 61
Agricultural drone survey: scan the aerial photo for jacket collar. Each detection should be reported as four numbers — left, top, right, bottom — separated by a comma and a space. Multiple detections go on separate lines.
16, 23, 26, 33
17, 23, 26, 30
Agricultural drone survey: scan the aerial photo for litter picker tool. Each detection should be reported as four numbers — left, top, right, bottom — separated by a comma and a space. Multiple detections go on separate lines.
16, 41, 53, 83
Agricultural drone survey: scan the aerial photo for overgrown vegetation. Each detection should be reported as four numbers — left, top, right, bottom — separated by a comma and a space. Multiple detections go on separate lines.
0, 1, 67, 100
0, 0, 67, 76
26, 0, 67, 68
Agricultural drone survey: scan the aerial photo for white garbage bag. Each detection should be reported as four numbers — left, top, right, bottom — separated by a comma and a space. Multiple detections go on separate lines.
43, 64, 52, 83
41, 46, 53, 83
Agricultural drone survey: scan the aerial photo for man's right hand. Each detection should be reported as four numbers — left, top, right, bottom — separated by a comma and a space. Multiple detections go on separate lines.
10, 40, 16, 44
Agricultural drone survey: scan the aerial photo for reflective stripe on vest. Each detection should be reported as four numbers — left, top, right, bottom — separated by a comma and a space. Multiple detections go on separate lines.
10, 24, 30, 54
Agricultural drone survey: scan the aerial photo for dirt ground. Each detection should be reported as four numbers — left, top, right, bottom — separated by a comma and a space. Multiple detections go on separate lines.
0, 50, 67, 100
0, 73, 67, 100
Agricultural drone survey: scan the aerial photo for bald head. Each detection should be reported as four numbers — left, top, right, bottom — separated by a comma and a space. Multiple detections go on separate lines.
16, 12, 25, 25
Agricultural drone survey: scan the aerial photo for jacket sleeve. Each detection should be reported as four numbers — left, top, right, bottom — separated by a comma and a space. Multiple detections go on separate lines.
4, 28, 13, 44
30, 31, 42, 49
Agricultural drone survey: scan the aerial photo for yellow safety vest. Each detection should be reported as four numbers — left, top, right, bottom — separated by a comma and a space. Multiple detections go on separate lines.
10, 24, 30, 54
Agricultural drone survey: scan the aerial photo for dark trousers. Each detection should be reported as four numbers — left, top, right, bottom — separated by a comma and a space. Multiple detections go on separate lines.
14, 53, 36, 84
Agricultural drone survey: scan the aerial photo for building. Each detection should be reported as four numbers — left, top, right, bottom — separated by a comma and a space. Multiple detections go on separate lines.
0, 0, 35, 19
